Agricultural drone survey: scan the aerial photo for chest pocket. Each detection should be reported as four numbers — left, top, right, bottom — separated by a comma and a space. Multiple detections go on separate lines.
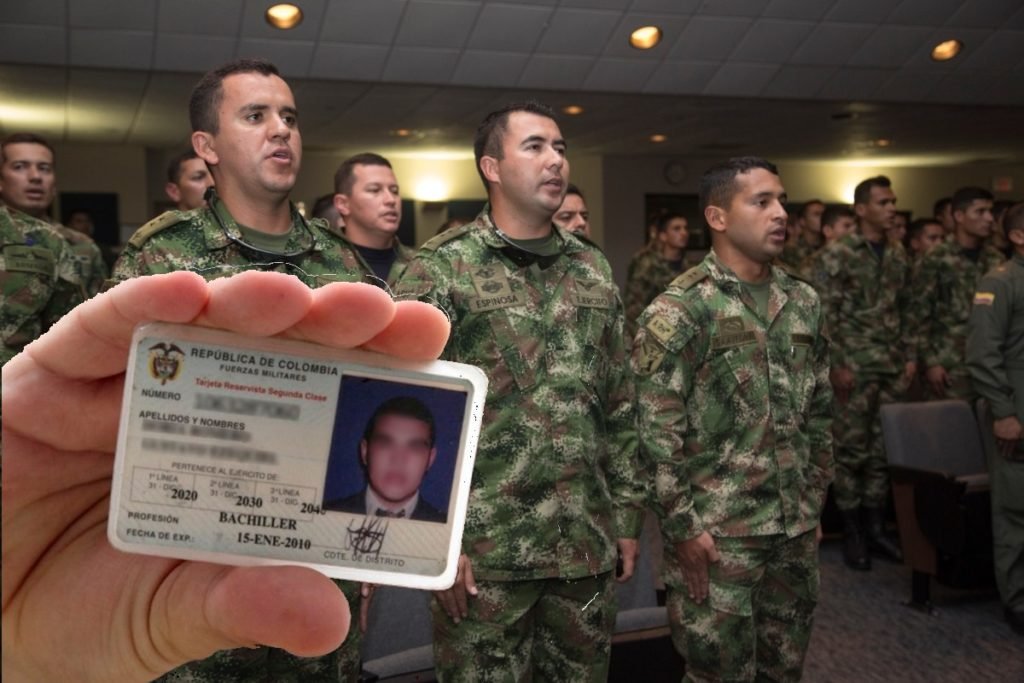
3, 245, 55, 278
569, 278, 617, 388
789, 332, 815, 414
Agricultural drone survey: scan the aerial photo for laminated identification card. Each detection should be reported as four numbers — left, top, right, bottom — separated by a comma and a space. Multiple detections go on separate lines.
109, 322, 487, 590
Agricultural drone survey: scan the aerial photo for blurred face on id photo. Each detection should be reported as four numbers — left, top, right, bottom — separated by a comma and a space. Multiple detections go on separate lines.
361, 413, 436, 504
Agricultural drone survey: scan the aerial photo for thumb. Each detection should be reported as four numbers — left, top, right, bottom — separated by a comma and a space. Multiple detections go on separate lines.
151, 564, 349, 666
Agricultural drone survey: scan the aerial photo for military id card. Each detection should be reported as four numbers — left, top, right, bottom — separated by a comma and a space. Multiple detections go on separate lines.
108, 322, 487, 590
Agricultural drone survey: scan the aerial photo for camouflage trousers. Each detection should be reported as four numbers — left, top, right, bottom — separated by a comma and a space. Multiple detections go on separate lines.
431, 572, 616, 682
666, 531, 819, 683
988, 435, 1024, 610
158, 580, 361, 683
832, 372, 907, 510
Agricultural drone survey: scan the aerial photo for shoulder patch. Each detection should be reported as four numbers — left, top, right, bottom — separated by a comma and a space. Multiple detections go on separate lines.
670, 266, 708, 291
419, 221, 475, 252
128, 211, 189, 248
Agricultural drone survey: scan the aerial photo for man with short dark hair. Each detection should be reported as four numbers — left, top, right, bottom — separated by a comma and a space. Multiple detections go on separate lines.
325, 396, 446, 522
800, 204, 856, 288
934, 196, 955, 235
624, 212, 693, 336
111, 57, 370, 683
395, 101, 644, 682
819, 175, 915, 570
907, 218, 945, 261
632, 157, 832, 681
913, 186, 1004, 401
164, 149, 213, 211
552, 183, 590, 237
0, 132, 105, 297
332, 152, 414, 287
779, 199, 825, 268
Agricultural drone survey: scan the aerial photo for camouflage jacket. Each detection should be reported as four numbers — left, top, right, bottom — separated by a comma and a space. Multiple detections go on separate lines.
1, 206, 84, 365
631, 252, 833, 543
778, 234, 822, 271
394, 211, 645, 581
624, 246, 695, 338
967, 254, 1024, 422
113, 201, 412, 289
55, 224, 108, 297
818, 233, 915, 374
911, 239, 1005, 371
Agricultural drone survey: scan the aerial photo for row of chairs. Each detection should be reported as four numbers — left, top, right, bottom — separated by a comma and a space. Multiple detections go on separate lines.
880, 399, 996, 611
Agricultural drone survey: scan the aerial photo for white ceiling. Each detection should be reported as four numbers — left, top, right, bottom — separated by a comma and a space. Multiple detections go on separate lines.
1, 0, 1022, 163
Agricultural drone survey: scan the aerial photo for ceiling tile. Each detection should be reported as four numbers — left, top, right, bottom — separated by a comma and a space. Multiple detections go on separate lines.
382, 47, 460, 83
153, 34, 236, 73
947, 0, 1022, 29
703, 63, 779, 96
762, 0, 833, 21
309, 43, 391, 81
928, 68, 1004, 104
816, 67, 894, 100
320, 0, 406, 45
560, 0, 633, 9
0, 0, 65, 25
668, 16, 752, 61
451, 51, 529, 88
873, 69, 949, 102
643, 60, 719, 94
1007, 6, 1024, 29
729, 19, 814, 63
69, 0, 156, 30
157, 0, 244, 37
630, 0, 701, 12
698, 0, 772, 17
789, 22, 876, 66
237, 39, 315, 77
395, 0, 480, 49
761, 65, 836, 98
847, 26, 934, 67
601, 13, 690, 59
0, 25, 67, 65
467, 4, 552, 52
824, 0, 894, 24
70, 29, 153, 70
518, 54, 596, 89
958, 31, 1024, 70
535, 8, 621, 56
583, 59, 659, 92
239, 0, 327, 42
886, 0, 962, 26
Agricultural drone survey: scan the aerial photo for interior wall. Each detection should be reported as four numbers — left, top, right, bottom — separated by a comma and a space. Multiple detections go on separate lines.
51, 142, 149, 240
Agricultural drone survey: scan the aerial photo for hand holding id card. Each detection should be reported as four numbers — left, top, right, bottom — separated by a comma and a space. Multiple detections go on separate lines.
109, 322, 486, 590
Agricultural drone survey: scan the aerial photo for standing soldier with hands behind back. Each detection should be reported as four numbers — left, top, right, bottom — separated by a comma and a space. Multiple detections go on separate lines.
632, 157, 833, 682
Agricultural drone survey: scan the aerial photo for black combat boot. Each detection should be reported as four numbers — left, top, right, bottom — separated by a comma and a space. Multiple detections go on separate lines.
864, 505, 903, 562
841, 508, 871, 571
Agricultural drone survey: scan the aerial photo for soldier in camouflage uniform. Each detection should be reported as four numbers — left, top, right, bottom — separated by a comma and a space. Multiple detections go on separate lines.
165, 149, 215, 211
632, 157, 833, 682
111, 58, 364, 683
1, 205, 83, 365
778, 199, 824, 270
966, 202, 1024, 635
819, 176, 914, 570
798, 204, 856, 290
394, 102, 645, 682
912, 187, 1004, 402
331, 152, 415, 288
624, 212, 696, 338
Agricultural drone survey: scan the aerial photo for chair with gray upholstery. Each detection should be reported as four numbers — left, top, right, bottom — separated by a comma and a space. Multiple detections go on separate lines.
880, 399, 994, 611
360, 586, 435, 682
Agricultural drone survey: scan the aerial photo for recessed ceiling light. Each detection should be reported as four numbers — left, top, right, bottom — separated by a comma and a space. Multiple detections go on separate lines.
393, 128, 412, 137
563, 105, 584, 116
266, 4, 303, 30
876, 138, 892, 147
931, 39, 962, 61
650, 134, 667, 143
630, 26, 662, 50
